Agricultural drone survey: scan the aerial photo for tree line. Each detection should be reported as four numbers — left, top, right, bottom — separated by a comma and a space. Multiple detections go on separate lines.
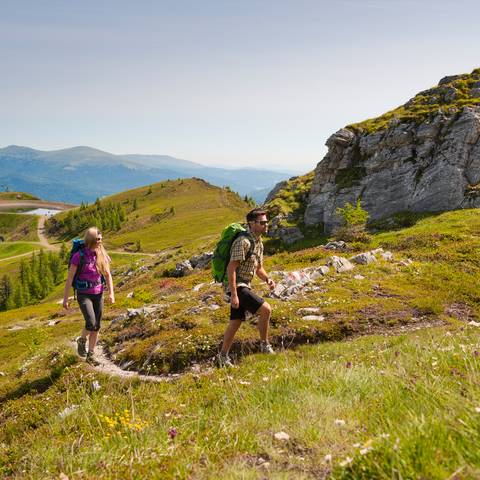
46, 198, 127, 238
0, 249, 66, 311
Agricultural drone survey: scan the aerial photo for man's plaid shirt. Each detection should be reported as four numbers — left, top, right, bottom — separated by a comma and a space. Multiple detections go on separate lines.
225, 227, 263, 293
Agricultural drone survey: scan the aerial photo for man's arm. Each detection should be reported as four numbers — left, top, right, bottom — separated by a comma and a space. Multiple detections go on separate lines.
227, 260, 241, 308
256, 265, 275, 290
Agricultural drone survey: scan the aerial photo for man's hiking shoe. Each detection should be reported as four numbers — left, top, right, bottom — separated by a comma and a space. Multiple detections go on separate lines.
86, 352, 100, 366
215, 353, 234, 368
260, 341, 275, 354
76, 337, 87, 357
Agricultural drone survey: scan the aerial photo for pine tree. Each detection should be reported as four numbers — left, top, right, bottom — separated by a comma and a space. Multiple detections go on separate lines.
0, 275, 13, 311
13, 282, 24, 308
59, 243, 69, 264
49, 253, 63, 284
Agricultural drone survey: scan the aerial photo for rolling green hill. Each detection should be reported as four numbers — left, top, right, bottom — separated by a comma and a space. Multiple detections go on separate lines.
47, 178, 252, 254
0, 192, 39, 201
0, 213, 38, 241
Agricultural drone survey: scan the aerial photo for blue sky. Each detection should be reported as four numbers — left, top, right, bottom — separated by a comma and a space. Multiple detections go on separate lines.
0, 0, 479, 172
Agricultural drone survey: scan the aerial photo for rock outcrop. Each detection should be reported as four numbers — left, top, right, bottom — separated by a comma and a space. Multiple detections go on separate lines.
266, 68, 480, 234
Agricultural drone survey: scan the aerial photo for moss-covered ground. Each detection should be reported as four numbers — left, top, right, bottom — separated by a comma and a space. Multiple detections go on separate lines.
348, 67, 480, 134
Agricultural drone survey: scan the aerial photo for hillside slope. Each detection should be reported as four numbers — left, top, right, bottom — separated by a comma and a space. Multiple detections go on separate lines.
47, 178, 251, 254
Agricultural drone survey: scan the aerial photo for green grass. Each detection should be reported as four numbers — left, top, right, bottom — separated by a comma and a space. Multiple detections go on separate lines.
2, 207, 480, 477
48, 178, 250, 256
1, 319, 480, 478
0, 192, 39, 201
0, 213, 38, 241
0, 242, 39, 260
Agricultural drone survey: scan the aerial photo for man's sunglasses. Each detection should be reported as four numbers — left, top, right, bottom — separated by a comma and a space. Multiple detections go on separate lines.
256, 220, 269, 226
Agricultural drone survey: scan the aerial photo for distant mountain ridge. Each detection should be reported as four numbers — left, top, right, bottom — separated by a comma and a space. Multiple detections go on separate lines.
0, 145, 297, 204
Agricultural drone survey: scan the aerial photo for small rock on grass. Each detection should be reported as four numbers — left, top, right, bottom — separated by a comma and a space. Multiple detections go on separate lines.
302, 315, 325, 321
274, 431, 290, 442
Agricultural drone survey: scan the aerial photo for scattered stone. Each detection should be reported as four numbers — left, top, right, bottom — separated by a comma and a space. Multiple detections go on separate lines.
189, 252, 213, 269
334, 419, 346, 427
193, 283, 206, 292
59, 404, 79, 419
468, 320, 480, 327
110, 313, 128, 325
381, 251, 394, 261
59, 473, 70, 480
302, 315, 325, 321
47, 320, 61, 326
7, 325, 25, 331
274, 431, 290, 442
322, 241, 347, 251
304, 265, 330, 279
127, 304, 164, 318
354, 274, 365, 280
126, 291, 134, 298
172, 260, 194, 277
327, 256, 355, 273
350, 252, 377, 265
370, 248, 384, 255
208, 304, 220, 311
0, 372, 5, 376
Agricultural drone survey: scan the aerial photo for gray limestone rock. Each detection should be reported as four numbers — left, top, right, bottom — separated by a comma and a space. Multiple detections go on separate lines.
327, 256, 355, 273
173, 260, 194, 277
303, 106, 480, 232
350, 252, 377, 265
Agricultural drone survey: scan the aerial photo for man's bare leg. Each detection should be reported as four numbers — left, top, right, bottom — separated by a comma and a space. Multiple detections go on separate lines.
221, 320, 242, 354
257, 302, 271, 342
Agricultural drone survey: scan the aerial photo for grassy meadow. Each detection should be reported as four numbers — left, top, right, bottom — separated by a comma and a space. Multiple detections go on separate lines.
1, 182, 480, 478
49, 178, 250, 254
0, 213, 38, 242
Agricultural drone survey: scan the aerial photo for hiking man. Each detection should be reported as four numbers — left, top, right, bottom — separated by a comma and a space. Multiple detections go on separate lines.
217, 208, 276, 367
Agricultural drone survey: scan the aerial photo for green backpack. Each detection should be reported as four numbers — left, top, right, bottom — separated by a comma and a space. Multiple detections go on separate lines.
211, 223, 255, 284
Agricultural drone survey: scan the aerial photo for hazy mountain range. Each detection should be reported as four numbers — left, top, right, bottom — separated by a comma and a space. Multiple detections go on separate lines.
0, 145, 300, 204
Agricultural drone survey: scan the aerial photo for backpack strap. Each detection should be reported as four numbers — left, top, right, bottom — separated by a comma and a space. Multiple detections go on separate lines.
72, 248, 85, 299
238, 232, 256, 261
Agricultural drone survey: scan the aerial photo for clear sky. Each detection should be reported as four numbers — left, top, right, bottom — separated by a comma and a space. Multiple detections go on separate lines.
0, 0, 479, 173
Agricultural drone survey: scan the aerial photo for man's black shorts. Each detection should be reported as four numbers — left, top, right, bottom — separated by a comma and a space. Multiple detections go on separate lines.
229, 286, 265, 321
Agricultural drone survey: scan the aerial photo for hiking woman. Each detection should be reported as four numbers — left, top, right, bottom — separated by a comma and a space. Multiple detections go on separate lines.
63, 227, 114, 365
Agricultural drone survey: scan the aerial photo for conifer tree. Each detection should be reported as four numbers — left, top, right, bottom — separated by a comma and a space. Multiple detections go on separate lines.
0, 275, 13, 311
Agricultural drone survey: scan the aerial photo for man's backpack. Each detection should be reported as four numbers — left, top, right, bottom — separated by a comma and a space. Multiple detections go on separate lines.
68, 239, 105, 297
211, 223, 255, 284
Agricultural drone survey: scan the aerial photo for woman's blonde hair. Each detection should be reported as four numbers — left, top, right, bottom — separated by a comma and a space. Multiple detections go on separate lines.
84, 227, 111, 276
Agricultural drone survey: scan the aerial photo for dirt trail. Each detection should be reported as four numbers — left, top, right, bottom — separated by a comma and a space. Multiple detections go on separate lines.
37, 215, 59, 251
73, 342, 213, 382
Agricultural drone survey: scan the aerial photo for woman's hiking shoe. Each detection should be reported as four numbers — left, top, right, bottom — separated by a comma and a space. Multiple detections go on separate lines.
76, 337, 87, 357
260, 341, 275, 354
86, 352, 100, 366
215, 352, 234, 368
